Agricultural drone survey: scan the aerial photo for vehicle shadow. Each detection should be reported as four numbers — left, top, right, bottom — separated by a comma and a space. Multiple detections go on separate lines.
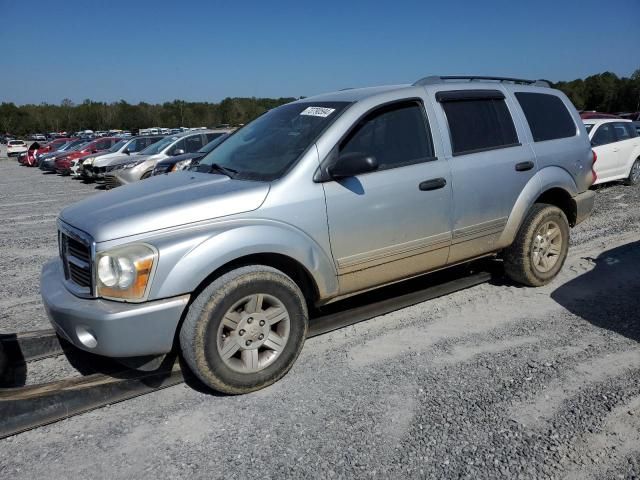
551, 240, 640, 343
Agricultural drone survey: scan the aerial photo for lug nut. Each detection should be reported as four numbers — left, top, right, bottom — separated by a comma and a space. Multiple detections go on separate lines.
259, 320, 265, 326
239, 329, 246, 336
258, 334, 264, 340
247, 317, 253, 323
245, 340, 252, 346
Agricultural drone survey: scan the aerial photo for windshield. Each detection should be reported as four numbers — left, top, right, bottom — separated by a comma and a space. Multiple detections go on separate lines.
198, 102, 349, 180
139, 135, 175, 155
198, 133, 230, 154
109, 139, 127, 152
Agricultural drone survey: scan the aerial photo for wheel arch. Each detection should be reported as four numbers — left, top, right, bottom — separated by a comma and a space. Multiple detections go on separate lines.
149, 222, 339, 304
498, 166, 579, 247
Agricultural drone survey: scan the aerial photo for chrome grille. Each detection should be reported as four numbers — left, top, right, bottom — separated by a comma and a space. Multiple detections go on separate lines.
59, 229, 93, 292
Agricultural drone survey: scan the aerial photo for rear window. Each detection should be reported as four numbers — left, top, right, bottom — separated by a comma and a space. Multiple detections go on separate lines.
440, 94, 518, 156
8, 140, 24, 145
515, 92, 576, 142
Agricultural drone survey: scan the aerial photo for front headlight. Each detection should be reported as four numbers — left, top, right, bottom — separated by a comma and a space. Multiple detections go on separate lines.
171, 159, 192, 172
123, 159, 144, 169
96, 244, 157, 301
83, 158, 94, 165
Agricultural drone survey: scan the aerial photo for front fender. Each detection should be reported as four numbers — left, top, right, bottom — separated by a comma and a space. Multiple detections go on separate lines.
497, 166, 578, 248
149, 220, 339, 300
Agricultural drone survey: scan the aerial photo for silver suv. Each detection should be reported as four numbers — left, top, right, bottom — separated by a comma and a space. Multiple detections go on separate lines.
41, 76, 595, 394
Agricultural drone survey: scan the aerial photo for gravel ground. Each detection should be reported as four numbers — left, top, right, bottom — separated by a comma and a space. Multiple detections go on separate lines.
1, 147, 639, 479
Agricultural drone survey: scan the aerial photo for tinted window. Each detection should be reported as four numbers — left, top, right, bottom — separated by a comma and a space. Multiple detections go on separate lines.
584, 124, 594, 133
184, 135, 203, 153
442, 98, 518, 155
613, 122, 631, 141
515, 93, 576, 142
625, 123, 639, 138
340, 102, 434, 169
591, 124, 616, 146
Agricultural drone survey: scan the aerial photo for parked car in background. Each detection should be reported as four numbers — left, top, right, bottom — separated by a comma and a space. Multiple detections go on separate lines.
618, 112, 640, 121
580, 111, 620, 120
585, 119, 640, 185
83, 135, 165, 182
38, 139, 88, 171
54, 137, 121, 175
152, 130, 232, 175
104, 130, 216, 188
23, 141, 46, 167
6, 140, 28, 157
36, 137, 73, 157
42, 76, 595, 394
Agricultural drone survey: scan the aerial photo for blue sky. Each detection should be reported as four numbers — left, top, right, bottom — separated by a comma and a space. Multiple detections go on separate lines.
1, 0, 638, 105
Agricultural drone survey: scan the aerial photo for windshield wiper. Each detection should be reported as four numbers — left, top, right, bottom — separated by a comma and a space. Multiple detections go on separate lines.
208, 163, 238, 178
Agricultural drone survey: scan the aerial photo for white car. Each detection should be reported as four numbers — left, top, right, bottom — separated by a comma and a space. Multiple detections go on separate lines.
6, 140, 28, 157
585, 119, 640, 185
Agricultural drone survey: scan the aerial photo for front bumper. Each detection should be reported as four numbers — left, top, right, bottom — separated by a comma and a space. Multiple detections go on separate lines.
572, 190, 595, 226
41, 259, 190, 357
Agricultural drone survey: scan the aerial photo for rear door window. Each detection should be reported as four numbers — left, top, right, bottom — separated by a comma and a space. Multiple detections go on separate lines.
339, 101, 435, 170
514, 92, 577, 142
625, 123, 639, 138
591, 124, 616, 146
439, 92, 518, 155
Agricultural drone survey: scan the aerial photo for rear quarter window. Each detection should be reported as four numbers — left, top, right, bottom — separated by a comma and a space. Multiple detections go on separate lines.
439, 92, 519, 156
514, 92, 577, 142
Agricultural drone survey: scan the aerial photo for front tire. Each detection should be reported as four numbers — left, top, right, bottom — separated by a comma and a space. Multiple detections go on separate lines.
624, 158, 640, 186
179, 265, 308, 394
503, 204, 569, 287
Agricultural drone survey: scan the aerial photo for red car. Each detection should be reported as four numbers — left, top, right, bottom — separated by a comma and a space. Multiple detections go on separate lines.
38, 138, 73, 155
22, 138, 73, 167
579, 111, 620, 120
54, 137, 121, 175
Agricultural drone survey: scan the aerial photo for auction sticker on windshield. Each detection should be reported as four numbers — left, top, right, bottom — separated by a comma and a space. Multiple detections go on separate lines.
300, 106, 336, 117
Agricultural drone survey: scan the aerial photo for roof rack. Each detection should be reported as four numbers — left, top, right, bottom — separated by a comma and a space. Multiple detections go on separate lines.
413, 76, 550, 88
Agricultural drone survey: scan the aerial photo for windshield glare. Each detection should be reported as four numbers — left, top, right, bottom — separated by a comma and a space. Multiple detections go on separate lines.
199, 133, 230, 154
139, 135, 176, 155
198, 102, 349, 180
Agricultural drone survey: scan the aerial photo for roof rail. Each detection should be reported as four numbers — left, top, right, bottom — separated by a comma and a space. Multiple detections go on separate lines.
413, 76, 550, 88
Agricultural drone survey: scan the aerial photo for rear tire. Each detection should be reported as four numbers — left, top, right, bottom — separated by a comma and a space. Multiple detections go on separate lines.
179, 265, 308, 394
624, 158, 640, 186
503, 204, 569, 287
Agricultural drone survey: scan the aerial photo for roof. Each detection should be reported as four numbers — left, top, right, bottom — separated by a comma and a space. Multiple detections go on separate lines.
295, 75, 554, 104
582, 118, 631, 125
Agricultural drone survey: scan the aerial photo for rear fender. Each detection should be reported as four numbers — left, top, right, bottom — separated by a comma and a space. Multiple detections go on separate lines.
497, 166, 578, 248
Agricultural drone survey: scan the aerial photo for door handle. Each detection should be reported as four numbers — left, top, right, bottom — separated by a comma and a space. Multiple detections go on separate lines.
515, 161, 534, 172
419, 177, 447, 191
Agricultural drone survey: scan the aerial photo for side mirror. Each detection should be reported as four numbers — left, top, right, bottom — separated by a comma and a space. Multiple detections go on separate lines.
328, 152, 378, 179
92, 149, 98, 153
123, 148, 130, 155
173, 149, 185, 156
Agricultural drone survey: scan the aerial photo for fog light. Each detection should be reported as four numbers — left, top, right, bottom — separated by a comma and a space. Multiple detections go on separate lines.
76, 326, 97, 349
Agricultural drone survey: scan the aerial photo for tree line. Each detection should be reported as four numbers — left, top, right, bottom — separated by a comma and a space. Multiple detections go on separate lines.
1, 68, 639, 136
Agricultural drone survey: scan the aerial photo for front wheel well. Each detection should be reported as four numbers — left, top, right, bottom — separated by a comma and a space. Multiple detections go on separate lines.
534, 188, 577, 226
191, 253, 319, 309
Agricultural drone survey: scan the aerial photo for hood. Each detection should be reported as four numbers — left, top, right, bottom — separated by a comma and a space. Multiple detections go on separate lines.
81, 151, 110, 163
93, 152, 134, 167
59, 172, 270, 242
